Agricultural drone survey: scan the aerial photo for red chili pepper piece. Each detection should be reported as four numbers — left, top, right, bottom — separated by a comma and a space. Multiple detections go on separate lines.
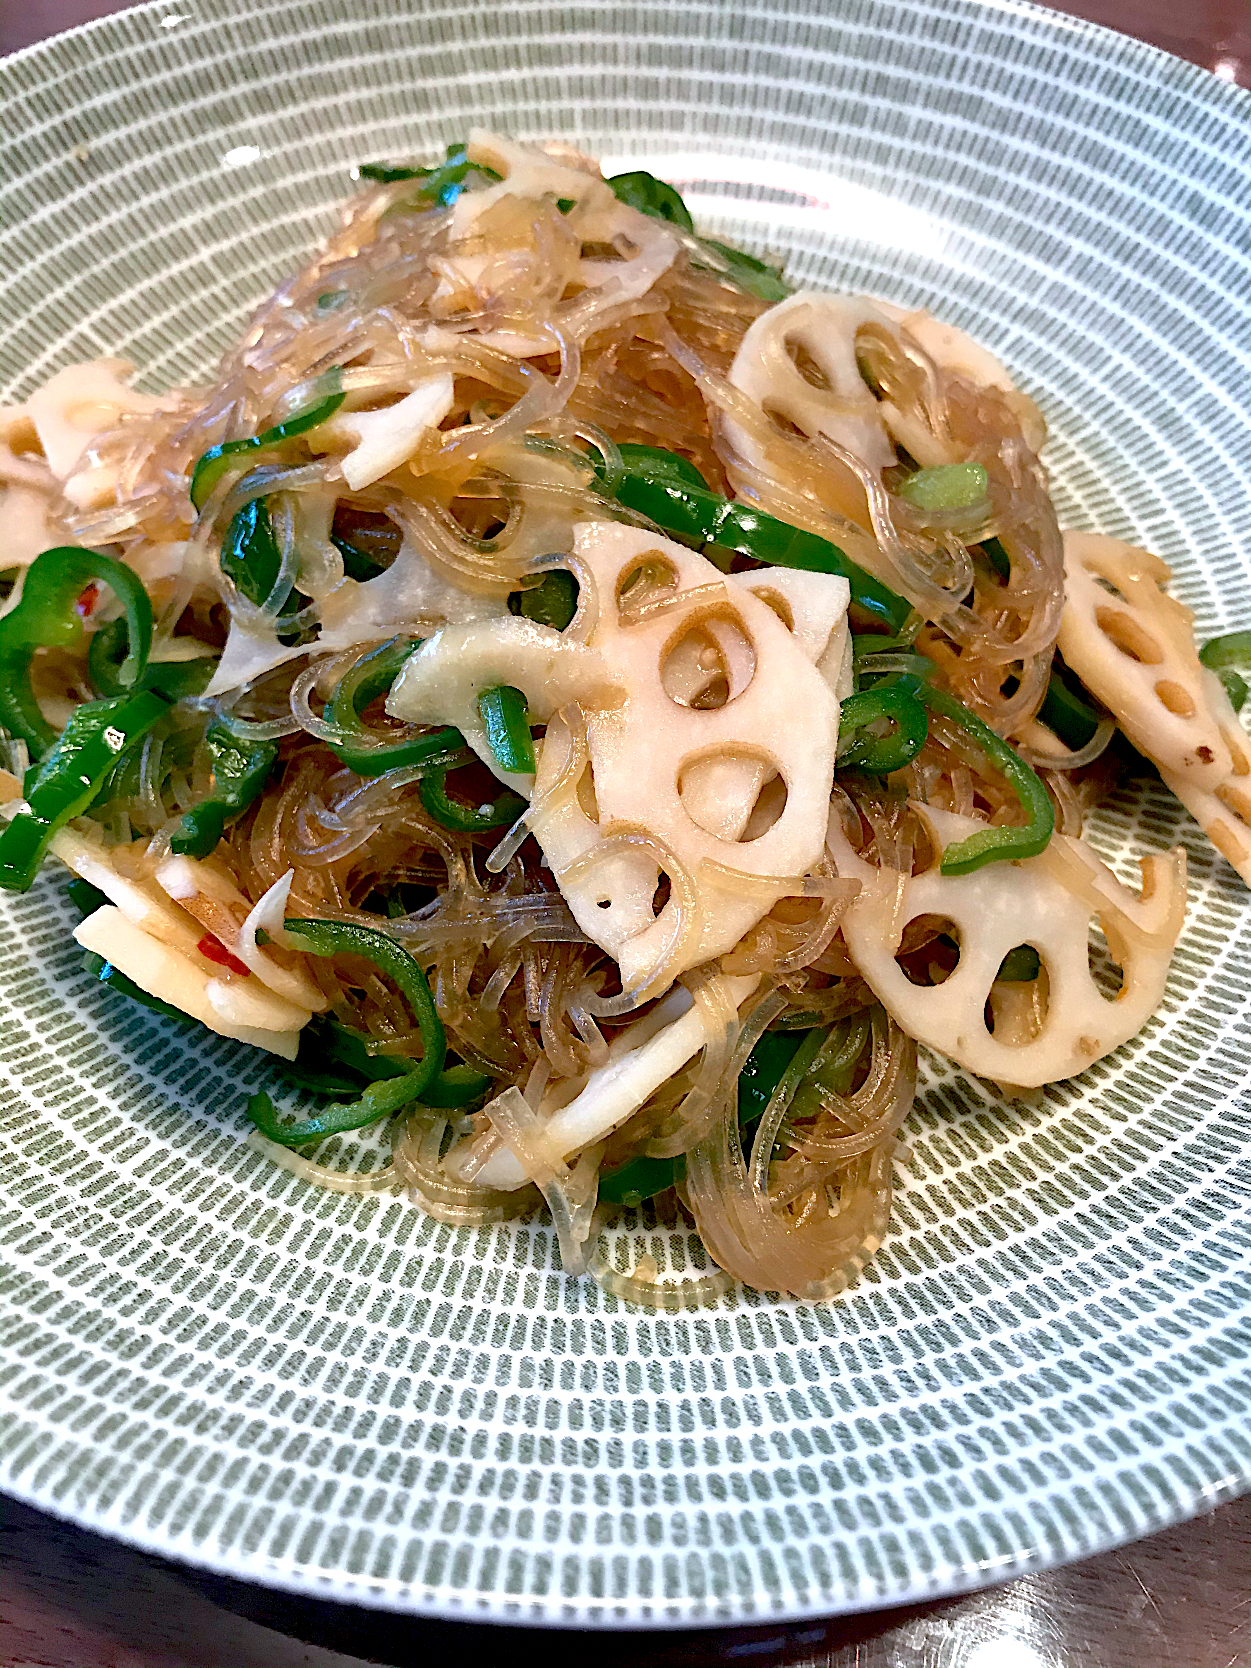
196, 932, 251, 977
76, 583, 99, 618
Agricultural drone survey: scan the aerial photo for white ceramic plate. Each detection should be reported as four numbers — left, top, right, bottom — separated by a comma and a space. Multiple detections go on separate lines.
2, 0, 1251, 1627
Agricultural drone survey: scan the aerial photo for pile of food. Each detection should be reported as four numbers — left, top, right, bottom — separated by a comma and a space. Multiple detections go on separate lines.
1, 130, 1246, 1305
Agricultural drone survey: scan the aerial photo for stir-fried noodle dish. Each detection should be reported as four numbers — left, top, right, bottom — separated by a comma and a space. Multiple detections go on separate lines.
3, 131, 1247, 1307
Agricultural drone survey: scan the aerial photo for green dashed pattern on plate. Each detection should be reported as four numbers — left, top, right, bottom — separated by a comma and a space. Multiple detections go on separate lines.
2, 0, 1251, 1626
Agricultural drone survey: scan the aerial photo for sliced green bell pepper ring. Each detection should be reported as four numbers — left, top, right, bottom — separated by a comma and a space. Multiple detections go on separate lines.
698, 240, 791, 303
189, 372, 345, 511
245, 918, 446, 1147
914, 681, 1055, 875
836, 683, 929, 775
281, 1013, 491, 1107
419, 761, 527, 832
0, 690, 170, 892
246, 1073, 427, 1149
323, 636, 466, 776
81, 948, 193, 1022
88, 616, 216, 701
1037, 667, 1102, 750
169, 720, 279, 858
1199, 630, 1251, 712
0, 547, 154, 757
220, 495, 286, 609
615, 443, 709, 491
737, 1027, 808, 1134
599, 1151, 683, 1206
478, 685, 536, 774
66, 876, 108, 916
897, 462, 990, 513
1218, 670, 1249, 713
417, 1061, 495, 1108
330, 527, 386, 582
508, 569, 579, 630
604, 456, 913, 635
358, 162, 427, 184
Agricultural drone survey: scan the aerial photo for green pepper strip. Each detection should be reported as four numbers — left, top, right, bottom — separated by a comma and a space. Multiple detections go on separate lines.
81, 949, 192, 1022
598, 1152, 683, 1207
220, 495, 287, 610
246, 1074, 426, 1150
0, 547, 154, 757
837, 684, 929, 775
508, 569, 579, 630
606, 170, 790, 301
330, 526, 386, 582
362, 144, 502, 206
0, 691, 169, 892
245, 919, 446, 1147
478, 685, 536, 774
189, 373, 345, 511
1200, 630, 1251, 712
323, 636, 466, 776
88, 617, 216, 701
605, 458, 913, 635
1037, 669, 1101, 751
66, 876, 107, 915
282, 1015, 491, 1106
915, 682, 1054, 874
616, 443, 709, 491
699, 239, 792, 303
169, 720, 279, 858
419, 762, 527, 832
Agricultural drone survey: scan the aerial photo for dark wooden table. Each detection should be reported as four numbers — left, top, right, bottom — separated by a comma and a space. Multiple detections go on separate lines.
3, 3, 1250, 1664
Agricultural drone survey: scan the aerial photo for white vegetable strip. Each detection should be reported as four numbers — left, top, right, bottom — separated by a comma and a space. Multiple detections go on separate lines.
236, 870, 328, 1010
51, 829, 207, 963
155, 854, 327, 1011
73, 906, 308, 1058
469, 973, 760, 1190
317, 374, 454, 490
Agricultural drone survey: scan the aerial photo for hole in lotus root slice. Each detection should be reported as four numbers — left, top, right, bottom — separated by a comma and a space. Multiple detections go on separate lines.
894, 914, 961, 988
677, 746, 782, 844
1155, 679, 1197, 718
660, 609, 756, 710
1095, 605, 1163, 666
615, 551, 679, 623
746, 586, 796, 633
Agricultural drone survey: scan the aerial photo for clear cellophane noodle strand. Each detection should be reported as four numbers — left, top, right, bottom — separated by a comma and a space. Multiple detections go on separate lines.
639, 964, 741, 1159
686, 1000, 914, 1298
585, 1233, 735, 1311
246, 1128, 403, 1194
393, 1107, 541, 1226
